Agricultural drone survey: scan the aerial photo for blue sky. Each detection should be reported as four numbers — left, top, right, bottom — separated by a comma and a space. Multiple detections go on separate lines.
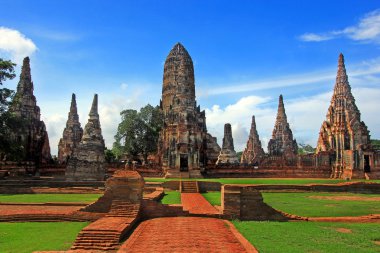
1, 1, 380, 155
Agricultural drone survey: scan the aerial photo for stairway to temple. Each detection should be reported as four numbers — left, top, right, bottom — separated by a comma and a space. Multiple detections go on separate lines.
180, 181, 199, 193
107, 200, 140, 217
71, 199, 141, 251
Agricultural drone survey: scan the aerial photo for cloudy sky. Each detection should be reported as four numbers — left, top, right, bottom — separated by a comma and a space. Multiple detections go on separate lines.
1, 1, 380, 155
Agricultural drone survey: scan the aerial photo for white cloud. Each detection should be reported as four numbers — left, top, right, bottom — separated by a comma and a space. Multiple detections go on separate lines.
298, 33, 333, 42
203, 56, 380, 96
205, 87, 380, 152
299, 9, 380, 43
120, 83, 128, 90
0, 27, 37, 63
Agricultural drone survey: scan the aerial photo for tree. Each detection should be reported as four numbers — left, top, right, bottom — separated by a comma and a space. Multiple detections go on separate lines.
113, 104, 163, 162
105, 148, 116, 163
0, 58, 25, 160
371, 139, 380, 150
298, 143, 316, 155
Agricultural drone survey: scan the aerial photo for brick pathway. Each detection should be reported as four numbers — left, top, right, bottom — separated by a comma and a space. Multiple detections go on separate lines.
118, 217, 254, 253
181, 193, 220, 215
0, 204, 81, 215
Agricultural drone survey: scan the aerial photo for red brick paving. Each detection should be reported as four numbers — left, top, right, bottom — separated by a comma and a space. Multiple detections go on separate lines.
118, 217, 251, 253
181, 193, 220, 215
0, 204, 81, 215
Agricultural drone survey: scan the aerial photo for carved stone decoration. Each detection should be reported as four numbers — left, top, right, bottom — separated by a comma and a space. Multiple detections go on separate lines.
58, 93, 83, 164
10, 57, 51, 164
241, 115, 265, 164
157, 43, 219, 178
316, 54, 372, 177
216, 123, 239, 165
66, 94, 106, 181
267, 95, 298, 157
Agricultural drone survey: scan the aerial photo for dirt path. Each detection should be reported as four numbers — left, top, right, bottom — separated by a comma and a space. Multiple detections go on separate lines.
181, 193, 220, 215
118, 217, 257, 253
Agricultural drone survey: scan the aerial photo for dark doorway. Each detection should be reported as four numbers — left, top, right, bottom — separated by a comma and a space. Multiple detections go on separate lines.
180, 155, 188, 172
364, 155, 371, 172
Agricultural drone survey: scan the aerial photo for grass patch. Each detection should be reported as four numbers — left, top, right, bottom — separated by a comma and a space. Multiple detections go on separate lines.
201, 191, 380, 217
262, 192, 380, 217
160, 191, 181, 204
145, 177, 380, 185
0, 222, 88, 253
233, 221, 380, 253
202, 192, 221, 206
0, 194, 102, 203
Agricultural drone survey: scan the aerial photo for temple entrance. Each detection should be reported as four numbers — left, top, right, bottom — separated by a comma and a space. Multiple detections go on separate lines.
180, 155, 188, 172
364, 155, 371, 172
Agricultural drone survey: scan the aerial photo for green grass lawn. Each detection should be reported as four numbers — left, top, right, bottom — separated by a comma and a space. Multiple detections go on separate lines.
262, 192, 380, 217
160, 191, 181, 204
233, 221, 380, 253
202, 191, 380, 217
0, 194, 102, 203
0, 222, 88, 253
202, 192, 221, 206
145, 177, 380, 185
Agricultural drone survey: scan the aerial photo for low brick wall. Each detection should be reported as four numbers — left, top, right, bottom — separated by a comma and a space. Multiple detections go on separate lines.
221, 185, 288, 221
250, 182, 380, 194
206, 165, 332, 178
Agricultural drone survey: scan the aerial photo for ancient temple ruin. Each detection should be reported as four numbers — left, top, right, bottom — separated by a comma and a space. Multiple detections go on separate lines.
157, 43, 220, 177
58, 93, 83, 164
66, 94, 106, 181
267, 95, 298, 157
216, 123, 239, 165
316, 54, 373, 178
10, 57, 51, 164
241, 115, 265, 165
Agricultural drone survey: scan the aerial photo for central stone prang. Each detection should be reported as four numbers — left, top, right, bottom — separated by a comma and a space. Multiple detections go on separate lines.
157, 43, 220, 178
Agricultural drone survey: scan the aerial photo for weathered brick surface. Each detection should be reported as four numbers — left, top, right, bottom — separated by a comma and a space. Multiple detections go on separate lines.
181, 193, 220, 215
118, 217, 250, 253
222, 185, 287, 221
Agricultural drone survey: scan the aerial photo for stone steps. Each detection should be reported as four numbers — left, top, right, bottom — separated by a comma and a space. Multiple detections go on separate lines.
181, 181, 199, 193
106, 200, 140, 217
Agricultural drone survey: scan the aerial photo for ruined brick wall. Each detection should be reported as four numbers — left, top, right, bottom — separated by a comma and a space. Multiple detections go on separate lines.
221, 185, 288, 221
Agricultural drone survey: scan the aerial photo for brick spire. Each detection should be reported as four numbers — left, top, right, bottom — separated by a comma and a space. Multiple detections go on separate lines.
241, 115, 265, 164
58, 93, 83, 163
268, 95, 298, 156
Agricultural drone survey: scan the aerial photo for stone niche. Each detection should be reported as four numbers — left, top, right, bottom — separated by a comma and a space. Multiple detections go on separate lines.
83, 169, 145, 213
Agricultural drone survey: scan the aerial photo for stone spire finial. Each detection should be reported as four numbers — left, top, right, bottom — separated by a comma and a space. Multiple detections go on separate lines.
89, 94, 99, 118
241, 115, 265, 164
70, 93, 78, 114
335, 53, 348, 87
216, 123, 239, 165
276, 94, 287, 122
268, 95, 298, 156
16, 56, 33, 95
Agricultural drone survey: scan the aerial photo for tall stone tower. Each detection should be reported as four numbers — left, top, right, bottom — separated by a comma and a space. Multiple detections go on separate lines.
58, 93, 83, 164
241, 115, 265, 164
158, 43, 214, 178
268, 95, 298, 156
316, 54, 372, 178
66, 94, 106, 181
10, 57, 51, 165
216, 123, 239, 165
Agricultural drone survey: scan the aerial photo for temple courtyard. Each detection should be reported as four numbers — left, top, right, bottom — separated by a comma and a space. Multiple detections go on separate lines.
0, 177, 379, 253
